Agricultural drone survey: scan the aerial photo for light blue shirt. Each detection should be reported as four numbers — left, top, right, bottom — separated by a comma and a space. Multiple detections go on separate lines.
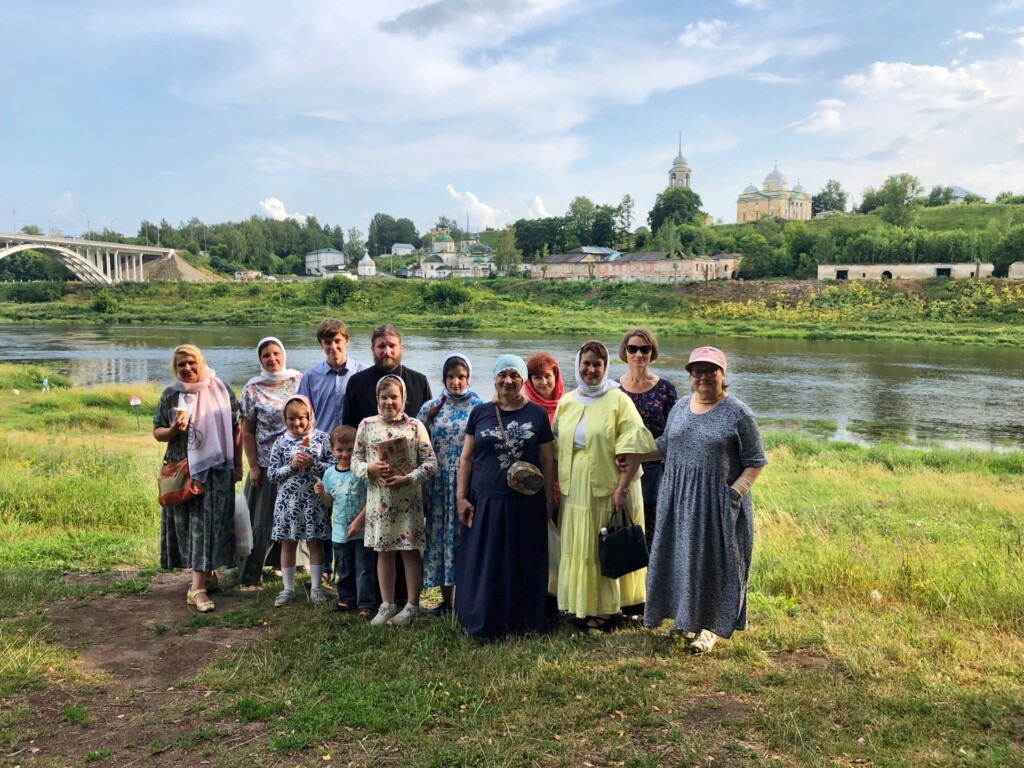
297, 357, 367, 434
322, 465, 367, 543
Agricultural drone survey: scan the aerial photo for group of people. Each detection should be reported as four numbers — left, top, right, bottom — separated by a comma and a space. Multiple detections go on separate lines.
154, 321, 767, 653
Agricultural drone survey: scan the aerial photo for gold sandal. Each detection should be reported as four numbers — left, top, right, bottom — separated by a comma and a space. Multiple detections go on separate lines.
187, 588, 215, 613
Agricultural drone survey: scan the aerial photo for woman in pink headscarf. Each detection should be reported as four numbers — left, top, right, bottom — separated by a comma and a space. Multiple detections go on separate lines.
524, 352, 564, 424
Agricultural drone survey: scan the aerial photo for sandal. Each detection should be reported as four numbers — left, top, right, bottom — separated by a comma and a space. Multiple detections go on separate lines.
581, 616, 615, 633
187, 588, 215, 613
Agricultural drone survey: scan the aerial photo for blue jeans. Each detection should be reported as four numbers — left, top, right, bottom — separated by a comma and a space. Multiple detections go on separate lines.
333, 540, 377, 611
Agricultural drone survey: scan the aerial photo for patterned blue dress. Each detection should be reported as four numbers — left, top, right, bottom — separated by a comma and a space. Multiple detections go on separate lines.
417, 394, 484, 589
268, 430, 333, 542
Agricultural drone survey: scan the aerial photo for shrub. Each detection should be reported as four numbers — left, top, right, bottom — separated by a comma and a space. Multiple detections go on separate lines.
420, 280, 472, 309
319, 276, 357, 306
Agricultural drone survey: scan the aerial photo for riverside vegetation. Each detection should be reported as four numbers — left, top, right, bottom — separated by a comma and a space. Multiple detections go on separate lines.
1, 363, 1022, 766
2, 275, 1024, 347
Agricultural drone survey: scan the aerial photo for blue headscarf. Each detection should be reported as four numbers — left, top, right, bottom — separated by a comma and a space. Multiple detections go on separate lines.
440, 354, 479, 402
492, 354, 528, 380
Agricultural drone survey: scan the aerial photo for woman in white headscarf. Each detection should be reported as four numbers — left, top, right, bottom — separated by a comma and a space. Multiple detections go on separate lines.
552, 340, 655, 632
237, 337, 303, 586
153, 344, 242, 612
416, 354, 484, 616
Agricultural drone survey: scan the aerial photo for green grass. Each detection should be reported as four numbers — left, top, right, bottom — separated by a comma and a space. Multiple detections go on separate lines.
0, 373, 1022, 765
1, 275, 1022, 347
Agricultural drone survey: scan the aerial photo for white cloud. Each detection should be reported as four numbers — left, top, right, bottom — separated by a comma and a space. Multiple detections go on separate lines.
789, 99, 846, 133
841, 62, 990, 108
1016, 36, 1024, 47
676, 19, 727, 49
956, 30, 984, 41
795, 57, 1024, 202
258, 197, 308, 222
748, 72, 807, 84
446, 185, 512, 229
730, 0, 768, 9
526, 196, 549, 219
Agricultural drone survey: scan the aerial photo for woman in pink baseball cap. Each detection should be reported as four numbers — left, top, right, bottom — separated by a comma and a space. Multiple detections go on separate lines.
640, 346, 767, 654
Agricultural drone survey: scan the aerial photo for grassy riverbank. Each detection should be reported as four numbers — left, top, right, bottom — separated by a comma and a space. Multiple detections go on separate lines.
1, 366, 1022, 765
1, 276, 1023, 347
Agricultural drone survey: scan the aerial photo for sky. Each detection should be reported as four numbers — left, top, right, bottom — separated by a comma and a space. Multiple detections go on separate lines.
1, 0, 1023, 242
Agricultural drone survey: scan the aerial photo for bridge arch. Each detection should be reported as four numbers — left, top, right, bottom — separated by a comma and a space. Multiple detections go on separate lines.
0, 242, 112, 285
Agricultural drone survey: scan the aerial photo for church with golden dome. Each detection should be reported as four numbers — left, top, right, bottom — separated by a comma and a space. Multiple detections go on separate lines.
736, 164, 812, 223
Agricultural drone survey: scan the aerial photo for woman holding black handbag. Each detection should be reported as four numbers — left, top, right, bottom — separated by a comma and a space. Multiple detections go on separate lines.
552, 341, 655, 632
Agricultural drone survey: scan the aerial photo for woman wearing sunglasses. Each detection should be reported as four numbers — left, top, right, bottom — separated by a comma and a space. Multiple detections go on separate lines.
641, 346, 767, 654
617, 329, 677, 550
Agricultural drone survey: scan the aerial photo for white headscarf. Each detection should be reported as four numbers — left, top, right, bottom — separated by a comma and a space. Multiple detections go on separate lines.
245, 336, 302, 388
573, 342, 619, 404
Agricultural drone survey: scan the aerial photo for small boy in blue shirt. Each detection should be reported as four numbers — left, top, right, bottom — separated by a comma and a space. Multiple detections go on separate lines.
314, 425, 376, 615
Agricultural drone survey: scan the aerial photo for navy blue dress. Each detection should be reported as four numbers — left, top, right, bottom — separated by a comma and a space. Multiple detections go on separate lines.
454, 401, 553, 639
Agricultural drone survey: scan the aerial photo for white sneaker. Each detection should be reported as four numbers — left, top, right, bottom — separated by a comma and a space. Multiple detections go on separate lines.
370, 602, 399, 627
274, 590, 295, 608
309, 588, 329, 605
387, 603, 421, 627
689, 629, 719, 654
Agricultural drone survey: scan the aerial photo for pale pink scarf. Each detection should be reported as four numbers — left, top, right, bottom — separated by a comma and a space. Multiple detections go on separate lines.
173, 369, 235, 480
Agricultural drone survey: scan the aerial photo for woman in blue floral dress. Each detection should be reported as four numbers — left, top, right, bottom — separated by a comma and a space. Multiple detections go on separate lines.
416, 354, 483, 616
238, 337, 302, 585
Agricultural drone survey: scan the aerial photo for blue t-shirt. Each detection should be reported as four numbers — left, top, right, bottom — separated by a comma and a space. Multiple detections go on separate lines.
322, 464, 368, 543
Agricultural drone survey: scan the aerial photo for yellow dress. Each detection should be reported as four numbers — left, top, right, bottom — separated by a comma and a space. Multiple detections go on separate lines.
553, 389, 656, 617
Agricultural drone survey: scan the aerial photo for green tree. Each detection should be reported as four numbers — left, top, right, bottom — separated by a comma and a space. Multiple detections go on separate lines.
648, 187, 704, 232
20, 224, 43, 236
926, 185, 954, 207
565, 196, 597, 249
650, 222, 682, 256
858, 187, 883, 214
590, 205, 616, 248
366, 213, 399, 257
811, 179, 848, 215
492, 225, 522, 273
995, 224, 1024, 276
876, 173, 923, 228
344, 228, 366, 261
614, 194, 635, 251
394, 218, 421, 249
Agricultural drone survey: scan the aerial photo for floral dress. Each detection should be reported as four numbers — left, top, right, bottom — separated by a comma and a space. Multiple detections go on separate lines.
155, 386, 240, 572
417, 394, 483, 588
268, 430, 333, 541
352, 416, 437, 552
238, 376, 301, 583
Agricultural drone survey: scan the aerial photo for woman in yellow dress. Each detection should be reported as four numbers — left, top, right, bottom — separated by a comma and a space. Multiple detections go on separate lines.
553, 340, 655, 631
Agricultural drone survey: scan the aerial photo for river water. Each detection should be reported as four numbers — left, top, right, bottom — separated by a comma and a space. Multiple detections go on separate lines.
3, 322, 1023, 450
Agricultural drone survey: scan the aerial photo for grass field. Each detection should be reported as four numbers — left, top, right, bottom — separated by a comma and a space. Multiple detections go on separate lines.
1, 365, 1022, 766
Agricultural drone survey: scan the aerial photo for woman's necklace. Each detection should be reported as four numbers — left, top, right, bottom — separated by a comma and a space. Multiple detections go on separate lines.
694, 391, 727, 406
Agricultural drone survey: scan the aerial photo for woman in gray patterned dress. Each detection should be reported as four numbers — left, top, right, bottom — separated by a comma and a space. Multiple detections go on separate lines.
641, 346, 766, 654
153, 344, 242, 612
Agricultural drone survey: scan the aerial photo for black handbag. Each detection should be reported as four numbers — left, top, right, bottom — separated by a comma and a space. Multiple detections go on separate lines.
598, 504, 649, 579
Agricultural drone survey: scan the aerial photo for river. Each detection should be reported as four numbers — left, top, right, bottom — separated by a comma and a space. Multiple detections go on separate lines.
3, 322, 1023, 450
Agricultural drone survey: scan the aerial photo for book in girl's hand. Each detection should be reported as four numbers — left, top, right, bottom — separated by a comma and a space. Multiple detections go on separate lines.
375, 436, 413, 475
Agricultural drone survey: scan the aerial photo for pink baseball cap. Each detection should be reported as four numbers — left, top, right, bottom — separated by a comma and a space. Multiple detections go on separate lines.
685, 346, 727, 374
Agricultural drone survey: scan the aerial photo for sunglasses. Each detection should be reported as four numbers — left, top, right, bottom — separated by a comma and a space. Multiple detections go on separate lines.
689, 367, 720, 378
625, 344, 653, 355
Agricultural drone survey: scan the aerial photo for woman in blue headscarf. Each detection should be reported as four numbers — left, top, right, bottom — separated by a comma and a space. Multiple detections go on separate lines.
453, 354, 556, 639
416, 354, 484, 616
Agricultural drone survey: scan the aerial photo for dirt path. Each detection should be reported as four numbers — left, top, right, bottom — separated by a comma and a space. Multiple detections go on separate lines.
11, 572, 271, 767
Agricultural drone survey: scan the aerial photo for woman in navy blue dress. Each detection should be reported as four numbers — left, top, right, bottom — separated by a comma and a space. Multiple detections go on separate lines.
454, 355, 557, 639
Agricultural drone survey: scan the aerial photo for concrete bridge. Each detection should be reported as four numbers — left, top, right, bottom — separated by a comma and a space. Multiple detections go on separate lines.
0, 232, 177, 285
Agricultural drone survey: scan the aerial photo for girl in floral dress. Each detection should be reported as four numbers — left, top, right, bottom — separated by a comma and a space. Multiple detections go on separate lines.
353, 375, 437, 627
416, 354, 483, 616
268, 395, 333, 607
